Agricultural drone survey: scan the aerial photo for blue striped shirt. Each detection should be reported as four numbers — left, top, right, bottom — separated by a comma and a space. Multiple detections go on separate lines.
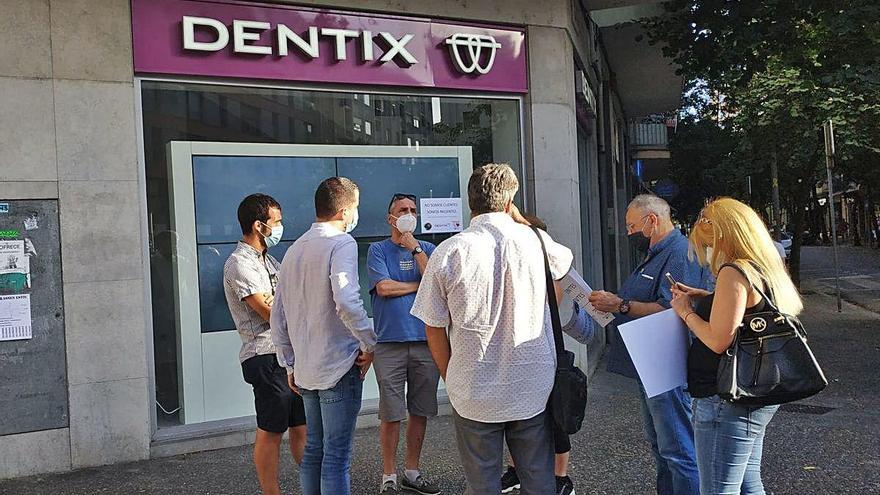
607, 230, 713, 379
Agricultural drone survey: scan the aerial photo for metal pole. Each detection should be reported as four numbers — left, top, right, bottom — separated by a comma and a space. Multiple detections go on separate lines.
824, 120, 842, 312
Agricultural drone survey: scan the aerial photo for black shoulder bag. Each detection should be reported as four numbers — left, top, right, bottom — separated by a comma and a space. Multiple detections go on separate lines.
716, 265, 828, 406
533, 227, 589, 434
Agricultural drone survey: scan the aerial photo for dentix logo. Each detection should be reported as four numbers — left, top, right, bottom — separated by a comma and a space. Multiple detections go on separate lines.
445, 33, 502, 75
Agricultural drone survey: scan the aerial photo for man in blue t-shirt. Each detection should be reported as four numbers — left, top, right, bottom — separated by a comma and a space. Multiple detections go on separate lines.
368, 193, 441, 495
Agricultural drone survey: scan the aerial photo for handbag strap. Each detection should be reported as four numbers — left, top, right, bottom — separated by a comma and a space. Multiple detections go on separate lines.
720, 262, 782, 315
531, 226, 565, 357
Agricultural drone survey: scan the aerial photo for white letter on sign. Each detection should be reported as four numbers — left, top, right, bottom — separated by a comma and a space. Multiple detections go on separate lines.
233, 20, 272, 55
378, 32, 417, 64
321, 28, 359, 61
277, 25, 319, 58
182, 16, 229, 52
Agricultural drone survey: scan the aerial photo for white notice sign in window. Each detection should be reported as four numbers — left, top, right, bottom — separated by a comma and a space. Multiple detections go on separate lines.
420, 198, 463, 234
0, 294, 32, 341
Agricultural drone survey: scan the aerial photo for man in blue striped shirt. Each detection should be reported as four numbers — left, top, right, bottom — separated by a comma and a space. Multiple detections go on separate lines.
589, 194, 711, 495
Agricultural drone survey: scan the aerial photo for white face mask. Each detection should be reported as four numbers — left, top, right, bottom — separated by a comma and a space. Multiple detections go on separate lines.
392, 213, 417, 234
345, 208, 359, 234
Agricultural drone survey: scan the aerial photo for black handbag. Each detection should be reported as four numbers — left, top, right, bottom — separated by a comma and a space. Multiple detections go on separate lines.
716, 268, 828, 406
533, 227, 589, 434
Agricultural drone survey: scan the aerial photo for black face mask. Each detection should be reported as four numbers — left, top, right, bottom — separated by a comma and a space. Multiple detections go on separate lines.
629, 232, 651, 253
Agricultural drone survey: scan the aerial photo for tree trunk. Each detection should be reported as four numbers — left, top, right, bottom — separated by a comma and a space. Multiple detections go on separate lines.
790, 195, 808, 288
853, 191, 863, 246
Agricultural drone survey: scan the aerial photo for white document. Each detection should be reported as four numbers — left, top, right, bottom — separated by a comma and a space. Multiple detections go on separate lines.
618, 308, 689, 398
560, 269, 615, 327
420, 198, 463, 234
0, 294, 32, 341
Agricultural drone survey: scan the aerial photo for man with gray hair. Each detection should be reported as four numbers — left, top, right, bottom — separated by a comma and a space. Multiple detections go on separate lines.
411, 163, 573, 495
588, 194, 709, 495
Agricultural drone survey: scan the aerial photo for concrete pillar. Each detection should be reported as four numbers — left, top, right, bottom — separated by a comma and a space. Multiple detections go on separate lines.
526, 26, 583, 272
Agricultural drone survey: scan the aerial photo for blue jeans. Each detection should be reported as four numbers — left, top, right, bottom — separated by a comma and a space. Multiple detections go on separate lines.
299, 366, 363, 495
639, 384, 701, 495
693, 396, 779, 495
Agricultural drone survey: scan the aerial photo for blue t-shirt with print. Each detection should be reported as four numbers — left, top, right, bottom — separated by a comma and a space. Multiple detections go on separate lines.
368, 239, 437, 343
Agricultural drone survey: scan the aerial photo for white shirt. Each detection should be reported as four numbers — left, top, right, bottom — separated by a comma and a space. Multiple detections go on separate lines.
411, 213, 573, 423
271, 223, 377, 390
773, 240, 786, 260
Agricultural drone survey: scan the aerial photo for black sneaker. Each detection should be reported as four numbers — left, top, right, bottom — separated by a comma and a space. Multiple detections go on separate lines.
556, 475, 575, 495
501, 466, 520, 493
400, 473, 441, 495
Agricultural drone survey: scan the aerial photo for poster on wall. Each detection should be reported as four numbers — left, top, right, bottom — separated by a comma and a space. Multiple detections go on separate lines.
0, 294, 32, 341
420, 198, 463, 234
0, 240, 29, 292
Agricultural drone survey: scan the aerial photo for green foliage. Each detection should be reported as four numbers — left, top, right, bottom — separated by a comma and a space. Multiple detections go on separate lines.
644, 0, 880, 208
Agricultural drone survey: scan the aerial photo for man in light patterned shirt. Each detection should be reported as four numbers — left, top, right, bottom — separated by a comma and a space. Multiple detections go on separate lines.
411, 164, 573, 495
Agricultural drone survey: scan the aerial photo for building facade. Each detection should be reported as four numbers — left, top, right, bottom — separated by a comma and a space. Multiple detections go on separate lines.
0, 0, 679, 478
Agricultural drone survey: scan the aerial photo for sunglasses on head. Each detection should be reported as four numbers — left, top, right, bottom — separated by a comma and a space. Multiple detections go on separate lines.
388, 193, 417, 212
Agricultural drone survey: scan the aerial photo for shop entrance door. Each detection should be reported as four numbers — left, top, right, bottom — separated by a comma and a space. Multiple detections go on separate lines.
165, 142, 472, 425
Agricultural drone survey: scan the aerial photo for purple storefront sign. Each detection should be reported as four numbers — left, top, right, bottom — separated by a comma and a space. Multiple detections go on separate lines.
131, 0, 528, 93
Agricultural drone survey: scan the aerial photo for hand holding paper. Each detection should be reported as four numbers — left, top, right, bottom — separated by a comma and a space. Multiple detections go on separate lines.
560, 269, 615, 327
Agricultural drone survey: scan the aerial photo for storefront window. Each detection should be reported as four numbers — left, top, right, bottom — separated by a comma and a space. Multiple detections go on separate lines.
141, 81, 522, 427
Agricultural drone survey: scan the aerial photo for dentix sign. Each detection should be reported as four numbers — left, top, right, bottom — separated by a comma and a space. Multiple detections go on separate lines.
132, 0, 528, 93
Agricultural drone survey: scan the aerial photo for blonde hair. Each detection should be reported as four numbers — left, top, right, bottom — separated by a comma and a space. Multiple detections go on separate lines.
691, 197, 803, 315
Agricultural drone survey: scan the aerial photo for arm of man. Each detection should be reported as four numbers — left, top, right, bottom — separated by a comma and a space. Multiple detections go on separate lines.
588, 290, 666, 318
562, 302, 597, 345
368, 242, 420, 298
410, 248, 452, 379
243, 292, 272, 322
425, 325, 451, 380
331, 239, 378, 353
398, 233, 430, 274
269, 278, 296, 383
375, 280, 420, 298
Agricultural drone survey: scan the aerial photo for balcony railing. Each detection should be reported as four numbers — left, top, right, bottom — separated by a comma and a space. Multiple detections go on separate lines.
631, 123, 669, 149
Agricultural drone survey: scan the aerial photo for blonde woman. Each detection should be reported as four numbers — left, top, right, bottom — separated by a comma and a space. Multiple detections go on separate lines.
670, 197, 802, 495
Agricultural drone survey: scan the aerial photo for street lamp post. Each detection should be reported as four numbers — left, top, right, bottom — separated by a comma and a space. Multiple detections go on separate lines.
823, 120, 842, 312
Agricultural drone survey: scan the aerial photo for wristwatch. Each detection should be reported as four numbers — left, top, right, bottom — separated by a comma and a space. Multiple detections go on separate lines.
618, 299, 631, 315
411, 246, 424, 256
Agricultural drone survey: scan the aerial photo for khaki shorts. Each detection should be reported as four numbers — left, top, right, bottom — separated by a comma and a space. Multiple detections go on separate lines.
373, 342, 441, 422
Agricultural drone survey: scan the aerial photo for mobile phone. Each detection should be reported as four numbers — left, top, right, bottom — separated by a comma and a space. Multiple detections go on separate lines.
665, 272, 678, 287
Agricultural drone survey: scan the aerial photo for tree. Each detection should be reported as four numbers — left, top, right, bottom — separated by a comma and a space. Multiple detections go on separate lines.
643, 0, 880, 284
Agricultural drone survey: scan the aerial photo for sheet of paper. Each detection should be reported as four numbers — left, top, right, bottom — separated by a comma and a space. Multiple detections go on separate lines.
618, 308, 689, 398
560, 269, 615, 327
0, 294, 32, 341
420, 198, 463, 234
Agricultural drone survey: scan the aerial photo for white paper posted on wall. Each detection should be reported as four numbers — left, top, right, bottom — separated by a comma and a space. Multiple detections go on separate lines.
0, 294, 32, 341
560, 269, 615, 327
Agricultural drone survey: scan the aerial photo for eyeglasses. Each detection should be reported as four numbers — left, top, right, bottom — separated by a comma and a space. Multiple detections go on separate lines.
625, 214, 652, 233
388, 193, 417, 212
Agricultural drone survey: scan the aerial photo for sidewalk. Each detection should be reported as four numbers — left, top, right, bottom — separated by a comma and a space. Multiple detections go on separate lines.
2, 272, 879, 493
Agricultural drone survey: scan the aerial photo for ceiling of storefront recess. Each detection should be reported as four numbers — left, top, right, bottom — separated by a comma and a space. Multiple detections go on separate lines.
589, 1, 684, 120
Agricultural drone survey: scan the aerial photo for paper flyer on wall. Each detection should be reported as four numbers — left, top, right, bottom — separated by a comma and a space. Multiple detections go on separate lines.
0, 239, 30, 289
0, 294, 32, 341
560, 269, 615, 327
420, 198, 463, 234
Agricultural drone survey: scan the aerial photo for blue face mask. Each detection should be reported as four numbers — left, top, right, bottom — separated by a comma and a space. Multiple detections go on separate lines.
345, 208, 359, 234
261, 223, 283, 248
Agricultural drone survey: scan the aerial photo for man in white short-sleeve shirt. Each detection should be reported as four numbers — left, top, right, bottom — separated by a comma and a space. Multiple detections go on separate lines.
411, 163, 573, 495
